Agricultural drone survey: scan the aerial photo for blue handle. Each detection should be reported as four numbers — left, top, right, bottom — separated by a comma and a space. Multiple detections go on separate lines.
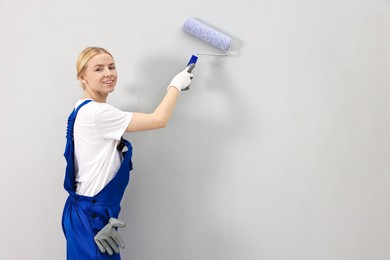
187, 55, 198, 66
182, 55, 198, 91
186, 55, 198, 72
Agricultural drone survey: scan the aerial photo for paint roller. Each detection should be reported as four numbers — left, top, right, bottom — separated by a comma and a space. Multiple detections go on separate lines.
182, 18, 232, 90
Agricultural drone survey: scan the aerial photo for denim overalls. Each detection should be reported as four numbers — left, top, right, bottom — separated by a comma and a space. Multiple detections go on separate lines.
62, 100, 133, 259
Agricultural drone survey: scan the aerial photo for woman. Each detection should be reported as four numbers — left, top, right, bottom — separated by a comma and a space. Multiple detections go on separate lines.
62, 47, 193, 259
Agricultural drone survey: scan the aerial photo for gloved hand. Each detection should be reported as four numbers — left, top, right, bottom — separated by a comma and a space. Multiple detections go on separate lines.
94, 218, 126, 255
168, 66, 194, 92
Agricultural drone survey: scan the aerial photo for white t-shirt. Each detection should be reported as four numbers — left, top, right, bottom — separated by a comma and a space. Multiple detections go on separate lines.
73, 99, 133, 197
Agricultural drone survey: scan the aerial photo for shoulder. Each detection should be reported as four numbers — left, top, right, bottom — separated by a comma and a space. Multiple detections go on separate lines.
93, 102, 125, 116
75, 100, 120, 113
91, 102, 132, 126
75, 99, 130, 118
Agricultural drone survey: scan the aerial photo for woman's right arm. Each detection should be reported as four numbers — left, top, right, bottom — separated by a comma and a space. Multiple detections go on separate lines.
125, 68, 193, 133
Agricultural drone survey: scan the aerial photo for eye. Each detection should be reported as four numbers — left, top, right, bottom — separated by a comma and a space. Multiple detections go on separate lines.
109, 65, 116, 70
95, 67, 103, 72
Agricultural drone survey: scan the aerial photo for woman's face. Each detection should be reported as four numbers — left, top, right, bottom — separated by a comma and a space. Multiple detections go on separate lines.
79, 53, 118, 96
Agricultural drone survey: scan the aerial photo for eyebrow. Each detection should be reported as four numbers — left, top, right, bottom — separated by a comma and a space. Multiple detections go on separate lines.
93, 63, 115, 68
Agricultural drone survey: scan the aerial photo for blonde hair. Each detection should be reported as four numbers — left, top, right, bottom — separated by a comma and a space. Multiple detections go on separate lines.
76, 47, 113, 89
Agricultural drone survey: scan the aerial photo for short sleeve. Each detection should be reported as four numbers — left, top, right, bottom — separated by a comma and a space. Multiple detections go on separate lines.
93, 103, 133, 140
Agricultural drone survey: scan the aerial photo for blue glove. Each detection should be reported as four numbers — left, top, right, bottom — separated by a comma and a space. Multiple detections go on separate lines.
94, 218, 126, 255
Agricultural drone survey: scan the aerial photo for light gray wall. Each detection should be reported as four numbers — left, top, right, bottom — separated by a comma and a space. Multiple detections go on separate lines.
1, 0, 389, 259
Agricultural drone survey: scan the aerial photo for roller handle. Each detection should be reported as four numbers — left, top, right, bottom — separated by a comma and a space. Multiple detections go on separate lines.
182, 55, 198, 91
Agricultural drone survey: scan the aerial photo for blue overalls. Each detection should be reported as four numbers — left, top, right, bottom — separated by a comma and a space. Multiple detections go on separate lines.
62, 100, 133, 260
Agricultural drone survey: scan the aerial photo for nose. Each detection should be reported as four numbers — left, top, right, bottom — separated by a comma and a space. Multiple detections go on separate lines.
104, 68, 113, 77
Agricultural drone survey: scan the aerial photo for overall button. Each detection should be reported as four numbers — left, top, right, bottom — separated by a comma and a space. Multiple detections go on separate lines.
91, 199, 97, 204
91, 213, 97, 219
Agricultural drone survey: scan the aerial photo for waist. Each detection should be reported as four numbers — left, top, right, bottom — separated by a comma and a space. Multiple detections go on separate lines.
68, 191, 122, 207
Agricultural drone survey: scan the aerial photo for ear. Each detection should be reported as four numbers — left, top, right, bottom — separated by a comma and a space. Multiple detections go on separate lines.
78, 74, 87, 85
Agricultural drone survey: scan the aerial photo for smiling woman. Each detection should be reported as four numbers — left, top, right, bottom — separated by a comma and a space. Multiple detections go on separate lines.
61, 46, 194, 260
77, 47, 117, 101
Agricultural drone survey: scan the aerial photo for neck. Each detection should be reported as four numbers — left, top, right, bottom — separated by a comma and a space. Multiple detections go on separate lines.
82, 90, 107, 103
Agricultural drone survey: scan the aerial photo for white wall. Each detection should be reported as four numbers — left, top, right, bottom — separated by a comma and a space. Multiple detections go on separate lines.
1, 0, 390, 259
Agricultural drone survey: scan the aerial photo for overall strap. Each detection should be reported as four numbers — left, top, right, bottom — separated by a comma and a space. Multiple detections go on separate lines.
63, 99, 93, 193
65, 100, 93, 140
75, 99, 93, 114
64, 100, 93, 157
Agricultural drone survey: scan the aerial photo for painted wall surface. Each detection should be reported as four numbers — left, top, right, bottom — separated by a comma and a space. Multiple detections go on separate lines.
1, 0, 389, 259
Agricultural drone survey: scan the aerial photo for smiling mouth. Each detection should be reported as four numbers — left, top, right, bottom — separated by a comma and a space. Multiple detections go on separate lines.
104, 80, 114, 84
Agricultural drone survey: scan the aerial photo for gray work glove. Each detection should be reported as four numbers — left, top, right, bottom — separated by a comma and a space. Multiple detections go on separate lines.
94, 218, 126, 255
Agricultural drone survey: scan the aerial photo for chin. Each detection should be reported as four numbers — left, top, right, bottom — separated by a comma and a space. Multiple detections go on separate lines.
106, 85, 116, 92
